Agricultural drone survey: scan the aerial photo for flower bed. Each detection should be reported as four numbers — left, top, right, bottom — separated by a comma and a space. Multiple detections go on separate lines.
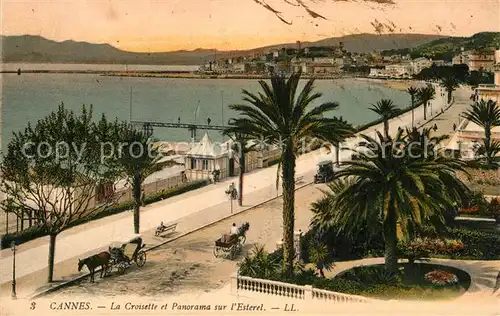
425, 270, 458, 286
335, 263, 470, 300
458, 206, 479, 214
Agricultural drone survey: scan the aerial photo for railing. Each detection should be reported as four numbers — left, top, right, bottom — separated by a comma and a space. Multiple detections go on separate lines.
477, 84, 500, 91
231, 274, 374, 303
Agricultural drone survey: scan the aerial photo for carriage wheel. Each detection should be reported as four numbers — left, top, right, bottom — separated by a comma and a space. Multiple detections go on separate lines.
117, 262, 127, 275
135, 251, 146, 267
229, 245, 237, 260
105, 264, 113, 276
239, 235, 246, 245
213, 246, 221, 258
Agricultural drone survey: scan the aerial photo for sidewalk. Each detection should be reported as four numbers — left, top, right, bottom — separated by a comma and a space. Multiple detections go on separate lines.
0, 85, 450, 294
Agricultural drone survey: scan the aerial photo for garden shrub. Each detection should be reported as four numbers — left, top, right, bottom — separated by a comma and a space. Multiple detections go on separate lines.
446, 228, 500, 259
300, 227, 384, 262
1, 179, 209, 249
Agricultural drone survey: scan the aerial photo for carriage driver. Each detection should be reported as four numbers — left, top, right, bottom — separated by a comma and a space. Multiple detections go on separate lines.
230, 223, 238, 235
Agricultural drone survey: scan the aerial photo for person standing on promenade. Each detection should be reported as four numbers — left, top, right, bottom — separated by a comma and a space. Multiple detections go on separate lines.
141, 188, 146, 206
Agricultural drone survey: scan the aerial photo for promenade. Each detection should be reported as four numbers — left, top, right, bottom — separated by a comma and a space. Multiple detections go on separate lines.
0, 84, 451, 298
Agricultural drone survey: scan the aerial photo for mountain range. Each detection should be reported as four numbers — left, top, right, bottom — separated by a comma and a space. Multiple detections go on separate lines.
1, 33, 445, 65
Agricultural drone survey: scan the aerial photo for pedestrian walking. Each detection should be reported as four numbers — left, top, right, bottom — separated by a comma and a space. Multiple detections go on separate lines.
141, 188, 146, 206
453, 123, 457, 131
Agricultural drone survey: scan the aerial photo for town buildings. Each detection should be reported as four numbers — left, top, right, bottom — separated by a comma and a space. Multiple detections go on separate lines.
452, 47, 499, 71
473, 49, 500, 102
368, 57, 437, 78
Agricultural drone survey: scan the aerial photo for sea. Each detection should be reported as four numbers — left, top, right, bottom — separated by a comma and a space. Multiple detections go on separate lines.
0, 63, 410, 152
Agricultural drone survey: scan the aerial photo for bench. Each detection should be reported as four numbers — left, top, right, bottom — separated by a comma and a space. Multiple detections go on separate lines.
295, 176, 304, 184
155, 222, 178, 237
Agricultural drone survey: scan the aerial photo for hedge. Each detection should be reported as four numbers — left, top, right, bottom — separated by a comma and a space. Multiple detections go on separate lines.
300, 224, 500, 263
1, 179, 209, 249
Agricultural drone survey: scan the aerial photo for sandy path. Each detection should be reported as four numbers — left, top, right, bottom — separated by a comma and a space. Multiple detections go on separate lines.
43, 184, 325, 298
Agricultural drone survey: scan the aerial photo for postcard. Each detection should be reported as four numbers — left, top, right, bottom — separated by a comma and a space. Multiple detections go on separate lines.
0, 0, 499, 315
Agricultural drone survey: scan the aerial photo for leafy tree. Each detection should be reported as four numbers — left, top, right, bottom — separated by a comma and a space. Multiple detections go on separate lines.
416, 84, 436, 120
0, 104, 121, 282
318, 130, 469, 275
369, 99, 400, 140
226, 72, 355, 276
467, 70, 494, 89
440, 75, 460, 103
461, 100, 500, 166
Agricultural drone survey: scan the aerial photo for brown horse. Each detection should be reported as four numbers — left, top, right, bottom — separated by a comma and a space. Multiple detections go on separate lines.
78, 251, 111, 283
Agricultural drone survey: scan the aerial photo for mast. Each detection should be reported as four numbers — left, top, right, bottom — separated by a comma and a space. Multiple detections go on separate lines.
221, 91, 224, 125
129, 86, 133, 122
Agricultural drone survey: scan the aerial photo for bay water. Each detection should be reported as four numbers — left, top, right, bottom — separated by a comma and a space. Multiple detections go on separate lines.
1, 72, 410, 152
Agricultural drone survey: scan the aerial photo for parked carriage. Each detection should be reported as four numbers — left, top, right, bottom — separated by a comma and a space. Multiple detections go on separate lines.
314, 160, 334, 183
106, 234, 147, 275
213, 222, 249, 259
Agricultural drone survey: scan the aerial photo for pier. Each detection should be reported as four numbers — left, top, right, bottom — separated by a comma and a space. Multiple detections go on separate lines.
131, 120, 230, 141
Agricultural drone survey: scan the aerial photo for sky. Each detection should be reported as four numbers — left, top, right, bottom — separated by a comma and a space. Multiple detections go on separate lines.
0, 0, 499, 52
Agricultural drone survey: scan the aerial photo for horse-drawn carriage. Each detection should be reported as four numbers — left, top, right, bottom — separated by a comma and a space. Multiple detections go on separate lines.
77, 234, 147, 282
213, 222, 249, 259
106, 234, 147, 275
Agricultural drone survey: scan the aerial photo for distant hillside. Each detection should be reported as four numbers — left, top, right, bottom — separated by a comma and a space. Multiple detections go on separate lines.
0, 35, 222, 65
259, 33, 445, 54
381, 32, 500, 61
1, 33, 445, 65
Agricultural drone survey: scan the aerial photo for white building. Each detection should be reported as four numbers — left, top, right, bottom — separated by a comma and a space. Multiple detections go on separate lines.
184, 133, 230, 181
411, 57, 433, 74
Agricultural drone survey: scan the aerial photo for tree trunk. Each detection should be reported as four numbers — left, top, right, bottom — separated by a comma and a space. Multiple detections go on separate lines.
383, 208, 398, 276
335, 142, 340, 166
485, 126, 492, 165
29, 210, 33, 228
447, 90, 452, 104
281, 142, 296, 277
319, 268, 325, 278
411, 96, 415, 127
133, 171, 141, 234
238, 150, 245, 207
423, 102, 427, 120
383, 120, 390, 140
47, 233, 57, 282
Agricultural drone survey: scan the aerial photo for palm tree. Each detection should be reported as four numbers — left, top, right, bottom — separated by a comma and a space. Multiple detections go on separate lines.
115, 122, 160, 234
440, 75, 460, 104
369, 99, 400, 140
318, 130, 469, 275
225, 72, 355, 276
308, 239, 334, 277
417, 84, 436, 121
406, 86, 419, 128
461, 99, 500, 166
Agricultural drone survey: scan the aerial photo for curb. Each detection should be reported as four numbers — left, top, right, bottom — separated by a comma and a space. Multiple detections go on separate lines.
30, 180, 314, 300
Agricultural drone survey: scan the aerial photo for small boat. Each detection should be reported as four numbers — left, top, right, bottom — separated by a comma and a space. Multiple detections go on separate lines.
17, 68, 21, 75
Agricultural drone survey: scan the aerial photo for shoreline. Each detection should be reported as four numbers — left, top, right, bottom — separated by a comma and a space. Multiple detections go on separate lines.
1, 70, 355, 80
355, 77, 428, 92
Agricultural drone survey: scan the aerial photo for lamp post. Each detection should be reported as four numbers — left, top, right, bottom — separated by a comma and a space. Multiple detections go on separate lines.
11, 241, 17, 300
